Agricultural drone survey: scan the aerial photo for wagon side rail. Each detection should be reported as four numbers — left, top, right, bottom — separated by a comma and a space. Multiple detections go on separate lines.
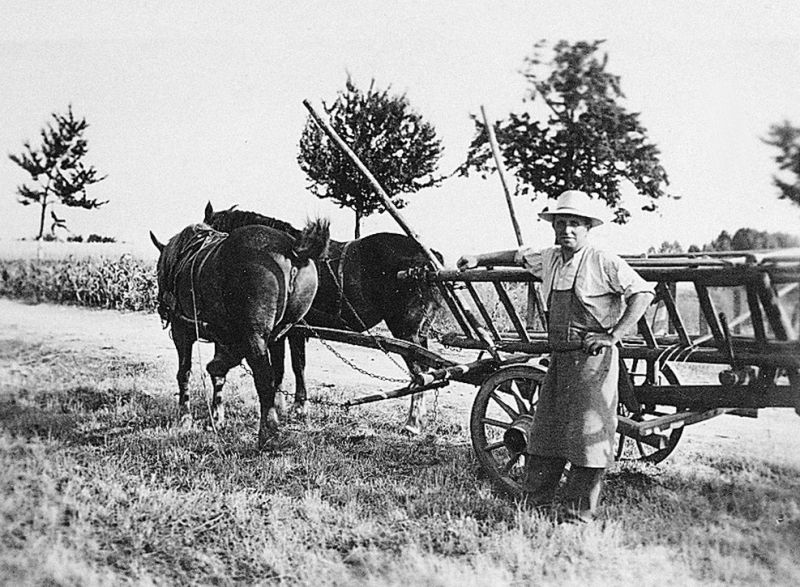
399, 251, 800, 420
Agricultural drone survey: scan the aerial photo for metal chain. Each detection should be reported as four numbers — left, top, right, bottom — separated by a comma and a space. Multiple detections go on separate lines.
431, 387, 440, 425
318, 258, 413, 380
238, 360, 348, 408
301, 319, 410, 383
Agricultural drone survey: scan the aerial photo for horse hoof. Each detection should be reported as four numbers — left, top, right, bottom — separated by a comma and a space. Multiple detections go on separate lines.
293, 401, 309, 419
274, 391, 287, 417
402, 421, 422, 436
257, 430, 280, 451
179, 413, 194, 430
210, 405, 226, 430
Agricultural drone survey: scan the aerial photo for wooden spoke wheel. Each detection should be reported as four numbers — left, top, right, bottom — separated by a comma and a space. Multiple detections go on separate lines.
615, 359, 684, 464
470, 364, 546, 496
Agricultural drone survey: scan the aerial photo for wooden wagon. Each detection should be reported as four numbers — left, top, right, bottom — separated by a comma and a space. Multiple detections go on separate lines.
301, 100, 800, 495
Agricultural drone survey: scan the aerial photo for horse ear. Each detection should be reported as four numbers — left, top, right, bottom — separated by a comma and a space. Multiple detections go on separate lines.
204, 201, 214, 223
149, 231, 165, 252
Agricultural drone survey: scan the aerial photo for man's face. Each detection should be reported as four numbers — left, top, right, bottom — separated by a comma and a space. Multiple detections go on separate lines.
552, 214, 591, 252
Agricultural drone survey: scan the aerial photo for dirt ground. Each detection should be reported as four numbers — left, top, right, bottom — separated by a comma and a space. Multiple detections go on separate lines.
1, 298, 798, 471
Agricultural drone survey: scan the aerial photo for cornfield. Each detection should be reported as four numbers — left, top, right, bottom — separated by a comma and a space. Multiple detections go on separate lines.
0, 254, 158, 312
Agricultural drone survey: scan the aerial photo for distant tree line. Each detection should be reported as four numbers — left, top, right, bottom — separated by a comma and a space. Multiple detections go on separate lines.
649, 228, 800, 255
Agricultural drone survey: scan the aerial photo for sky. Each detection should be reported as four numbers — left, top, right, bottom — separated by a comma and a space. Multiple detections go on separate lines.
2, 1, 800, 262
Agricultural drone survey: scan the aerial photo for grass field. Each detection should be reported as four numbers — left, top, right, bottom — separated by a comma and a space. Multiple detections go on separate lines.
1, 313, 799, 585
1, 243, 799, 584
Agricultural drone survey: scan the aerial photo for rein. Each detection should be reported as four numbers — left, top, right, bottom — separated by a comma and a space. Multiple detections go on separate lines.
165, 229, 227, 337
324, 240, 356, 318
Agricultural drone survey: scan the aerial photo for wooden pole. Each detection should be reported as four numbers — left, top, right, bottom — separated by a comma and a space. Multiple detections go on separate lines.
302, 99, 500, 357
481, 105, 523, 247
302, 99, 442, 270
480, 105, 547, 331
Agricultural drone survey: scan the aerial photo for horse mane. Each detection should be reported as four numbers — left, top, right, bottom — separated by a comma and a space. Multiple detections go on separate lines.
208, 209, 303, 239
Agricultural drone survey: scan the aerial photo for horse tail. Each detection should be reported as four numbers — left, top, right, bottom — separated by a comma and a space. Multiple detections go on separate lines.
293, 218, 330, 264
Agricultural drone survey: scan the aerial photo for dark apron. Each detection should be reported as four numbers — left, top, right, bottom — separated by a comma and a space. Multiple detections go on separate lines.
528, 252, 618, 468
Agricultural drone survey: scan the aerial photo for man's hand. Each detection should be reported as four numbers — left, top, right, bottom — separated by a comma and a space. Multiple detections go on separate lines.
456, 255, 479, 271
582, 331, 620, 355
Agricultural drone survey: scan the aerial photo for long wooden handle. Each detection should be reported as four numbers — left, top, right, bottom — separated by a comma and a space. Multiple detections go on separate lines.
302, 99, 444, 271
302, 99, 498, 355
481, 105, 523, 247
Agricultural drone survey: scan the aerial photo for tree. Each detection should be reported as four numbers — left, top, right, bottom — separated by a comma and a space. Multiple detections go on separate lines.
9, 105, 107, 239
298, 77, 444, 238
458, 40, 672, 223
763, 121, 800, 207
704, 230, 732, 252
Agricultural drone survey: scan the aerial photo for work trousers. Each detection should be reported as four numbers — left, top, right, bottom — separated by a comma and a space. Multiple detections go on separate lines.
524, 454, 605, 522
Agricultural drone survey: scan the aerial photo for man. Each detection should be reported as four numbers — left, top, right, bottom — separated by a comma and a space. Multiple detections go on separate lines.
457, 190, 654, 522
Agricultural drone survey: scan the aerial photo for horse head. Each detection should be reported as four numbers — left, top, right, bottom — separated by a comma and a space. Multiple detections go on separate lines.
204, 201, 239, 226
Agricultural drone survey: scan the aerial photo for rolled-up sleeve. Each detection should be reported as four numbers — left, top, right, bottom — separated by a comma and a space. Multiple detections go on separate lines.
604, 254, 654, 300
514, 246, 544, 279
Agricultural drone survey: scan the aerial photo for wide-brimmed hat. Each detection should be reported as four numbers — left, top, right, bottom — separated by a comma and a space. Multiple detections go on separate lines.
538, 190, 604, 227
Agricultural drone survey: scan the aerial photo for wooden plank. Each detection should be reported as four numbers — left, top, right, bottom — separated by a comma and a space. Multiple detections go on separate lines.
344, 380, 449, 407
464, 282, 500, 340
617, 359, 641, 414
746, 284, 767, 345
637, 316, 658, 348
435, 283, 474, 337
656, 282, 691, 347
616, 417, 668, 449
635, 383, 798, 409
440, 334, 800, 369
757, 272, 797, 341
525, 283, 548, 332
694, 283, 724, 346
493, 282, 530, 343
426, 265, 800, 286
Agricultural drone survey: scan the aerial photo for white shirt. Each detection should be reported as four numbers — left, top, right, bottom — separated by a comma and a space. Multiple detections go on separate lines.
514, 245, 654, 329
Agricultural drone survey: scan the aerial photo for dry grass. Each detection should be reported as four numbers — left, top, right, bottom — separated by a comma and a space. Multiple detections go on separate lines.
0, 255, 158, 312
1, 340, 799, 585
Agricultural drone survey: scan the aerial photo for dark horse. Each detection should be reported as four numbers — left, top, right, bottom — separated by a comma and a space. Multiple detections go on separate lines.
204, 202, 441, 434
149, 218, 329, 448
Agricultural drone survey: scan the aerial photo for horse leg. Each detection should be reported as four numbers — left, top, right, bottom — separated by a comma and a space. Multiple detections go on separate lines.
245, 333, 279, 450
173, 326, 195, 429
268, 338, 288, 417
404, 376, 427, 435
288, 330, 309, 417
386, 316, 429, 436
206, 344, 242, 430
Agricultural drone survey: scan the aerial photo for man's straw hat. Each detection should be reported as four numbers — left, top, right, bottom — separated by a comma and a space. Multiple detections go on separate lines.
538, 190, 605, 227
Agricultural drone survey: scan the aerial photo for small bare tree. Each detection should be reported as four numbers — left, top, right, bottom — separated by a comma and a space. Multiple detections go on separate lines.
9, 105, 107, 239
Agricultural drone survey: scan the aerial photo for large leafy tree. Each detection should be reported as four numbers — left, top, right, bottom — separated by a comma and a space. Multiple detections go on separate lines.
298, 77, 444, 237
763, 121, 800, 207
459, 40, 672, 223
9, 105, 107, 239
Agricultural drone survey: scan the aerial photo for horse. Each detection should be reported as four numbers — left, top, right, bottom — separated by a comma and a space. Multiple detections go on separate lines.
203, 202, 442, 434
149, 218, 329, 449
